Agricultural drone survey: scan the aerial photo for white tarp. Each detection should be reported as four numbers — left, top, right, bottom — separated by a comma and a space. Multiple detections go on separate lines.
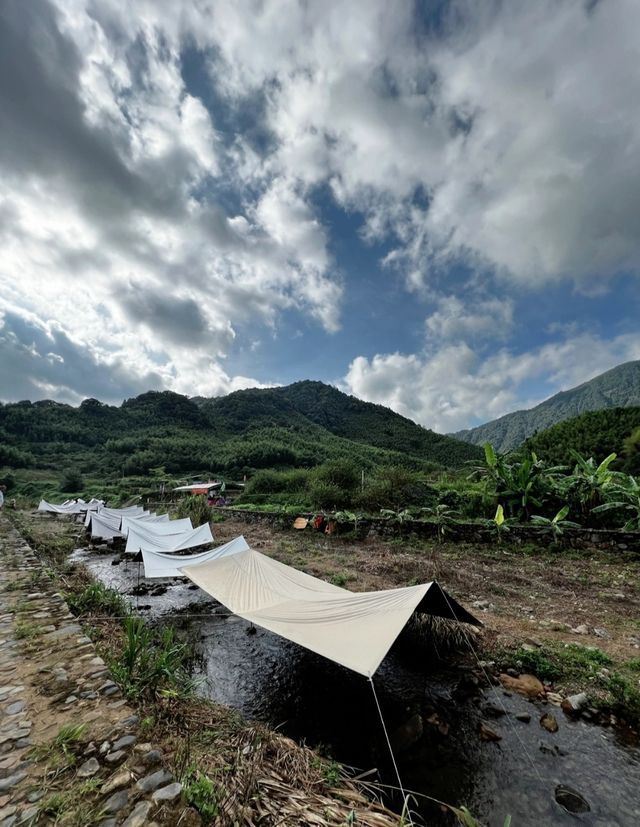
89, 511, 125, 540
122, 517, 193, 549
126, 522, 213, 554
119, 513, 170, 536
180, 548, 479, 677
84, 505, 145, 527
142, 535, 250, 578
39, 498, 101, 514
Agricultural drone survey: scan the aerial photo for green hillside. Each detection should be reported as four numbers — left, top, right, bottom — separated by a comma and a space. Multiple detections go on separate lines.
0, 382, 480, 486
522, 406, 640, 473
453, 360, 640, 453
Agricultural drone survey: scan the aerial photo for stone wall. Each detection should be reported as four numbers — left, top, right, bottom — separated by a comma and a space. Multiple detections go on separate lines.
220, 508, 640, 552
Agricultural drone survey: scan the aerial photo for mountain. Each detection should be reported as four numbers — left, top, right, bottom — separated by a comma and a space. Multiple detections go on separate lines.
0, 381, 480, 480
453, 361, 640, 453
522, 407, 640, 471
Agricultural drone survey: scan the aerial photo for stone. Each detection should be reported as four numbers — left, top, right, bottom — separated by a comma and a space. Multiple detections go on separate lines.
546, 692, 563, 706
479, 722, 502, 742
122, 801, 152, 827
136, 769, 173, 793
152, 782, 182, 803
515, 712, 531, 723
25, 792, 44, 804
77, 758, 100, 778
0, 773, 26, 793
17, 806, 38, 823
4, 703, 25, 717
99, 742, 111, 756
101, 770, 132, 795
64, 696, 78, 705
0, 806, 16, 821
571, 624, 589, 635
593, 627, 609, 639
103, 790, 129, 815
555, 785, 590, 814
482, 703, 506, 719
120, 715, 139, 728
105, 751, 126, 765
562, 692, 588, 715
499, 673, 545, 698
111, 735, 136, 752
540, 713, 559, 733
141, 750, 163, 767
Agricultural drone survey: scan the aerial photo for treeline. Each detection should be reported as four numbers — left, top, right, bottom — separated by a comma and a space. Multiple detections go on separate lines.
523, 406, 640, 474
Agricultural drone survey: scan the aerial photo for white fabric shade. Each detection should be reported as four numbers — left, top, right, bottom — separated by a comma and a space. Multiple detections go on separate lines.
180, 548, 479, 677
84, 505, 145, 527
119, 513, 170, 536
141, 535, 250, 578
126, 522, 213, 554
39, 498, 102, 514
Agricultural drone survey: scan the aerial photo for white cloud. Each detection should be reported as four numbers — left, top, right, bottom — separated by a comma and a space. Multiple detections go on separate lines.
345, 333, 640, 433
425, 295, 514, 342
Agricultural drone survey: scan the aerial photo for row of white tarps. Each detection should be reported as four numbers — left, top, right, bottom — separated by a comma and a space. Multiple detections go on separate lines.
84, 505, 145, 528
126, 521, 213, 554
141, 535, 250, 578
179, 547, 480, 678
88, 507, 175, 541
38, 498, 103, 514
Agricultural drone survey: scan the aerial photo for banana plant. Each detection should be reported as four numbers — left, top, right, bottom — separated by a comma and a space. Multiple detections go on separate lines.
591, 475, 640, 531
531, 505, 581, 539
558, 451, 622, 521
420, 503, 460, 543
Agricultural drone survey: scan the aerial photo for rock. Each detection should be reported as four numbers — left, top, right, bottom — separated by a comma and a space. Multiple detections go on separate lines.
142, 750, 163, 767
593, 627, 609, 639
546, 692, 563, 706
515, 712, 531, 723
0, 772, 26, 793
390, 714, 423, 753
122, 801, 152, 827
104, 750, 126, 765
101, 770, 132, 795
479, 722, 501, 742
103, 790, 129, 815
152, 782, 182, 803
482, 703, 506, 719
472, 600, 489, 609
540, 713, 559, 733
99, 742, 111, 756
506, 668, 519, 678
499, 673, 545, 698
26, 792, 44, 804
0, 806, 16, 821
4, 703, 25, 717
120, 715, 139, 728
77, 758, 100, 778
571, 624, 589, 635
111, 735, 136, 752
561, 693, 588, 715
136, 769, 173, 793
555, 785, 590, 814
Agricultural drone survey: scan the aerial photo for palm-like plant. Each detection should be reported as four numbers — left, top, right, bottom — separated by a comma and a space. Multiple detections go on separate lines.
421, 503, 460, 543
591, 475, 640, 531
531, 505, 581, 540
558, 451, 621, 522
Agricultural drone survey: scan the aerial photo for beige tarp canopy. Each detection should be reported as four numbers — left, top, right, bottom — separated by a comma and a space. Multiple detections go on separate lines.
180, 548, 479, 678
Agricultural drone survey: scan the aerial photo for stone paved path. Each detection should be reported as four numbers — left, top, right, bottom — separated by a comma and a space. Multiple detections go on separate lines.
0, 516, 183, 826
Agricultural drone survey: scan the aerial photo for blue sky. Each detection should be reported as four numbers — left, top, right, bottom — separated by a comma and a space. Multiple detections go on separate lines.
1, 0, 640, 433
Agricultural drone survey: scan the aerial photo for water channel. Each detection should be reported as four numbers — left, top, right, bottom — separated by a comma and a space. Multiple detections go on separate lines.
72, 547, 640, 826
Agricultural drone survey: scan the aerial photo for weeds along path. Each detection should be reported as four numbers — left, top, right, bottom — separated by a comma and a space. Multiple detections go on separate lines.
1, 513, 405, 827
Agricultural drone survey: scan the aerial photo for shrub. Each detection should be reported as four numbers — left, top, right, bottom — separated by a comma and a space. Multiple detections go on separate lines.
60, 468, 83, 493
175, 495, 212, 527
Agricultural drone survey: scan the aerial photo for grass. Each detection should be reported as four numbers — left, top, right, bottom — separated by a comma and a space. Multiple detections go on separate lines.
509, 642, 612, 683
14, 620, 42, 640
31, 724, 87, 769
37, 778, 104, 826
181, 768, 222, 822
65, 581, 129, 617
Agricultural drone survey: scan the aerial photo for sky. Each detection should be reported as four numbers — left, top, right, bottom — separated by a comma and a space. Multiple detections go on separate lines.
2, 0, 640, 434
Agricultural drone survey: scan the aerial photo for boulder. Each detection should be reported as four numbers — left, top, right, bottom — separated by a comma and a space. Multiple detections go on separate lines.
540, 713, 559, 733
561, 693, 588, 715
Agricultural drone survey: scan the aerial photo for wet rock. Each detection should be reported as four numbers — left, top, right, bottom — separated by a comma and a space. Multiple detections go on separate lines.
561, 693, 588, 715
515, 712, 531, 723
390, 714, 423, 752
540, 713, 559, 733
77, 758, 100, 778
479, 723, 502, 742
122, 801, 152, 827
555, 785, 590, 814
482, 703, 506, 719
499, 673, 545, 698
103, 790, 129, 815
152, 782, 182, 803
136, 769, 173, 793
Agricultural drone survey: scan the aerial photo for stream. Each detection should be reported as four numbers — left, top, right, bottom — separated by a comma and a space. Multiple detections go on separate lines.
72, 547, 640, 826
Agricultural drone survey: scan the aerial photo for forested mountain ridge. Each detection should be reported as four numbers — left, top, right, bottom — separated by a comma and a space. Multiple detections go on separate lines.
522, 406, 640, 474
0, 381, 481, 479
453, 361, 640, 453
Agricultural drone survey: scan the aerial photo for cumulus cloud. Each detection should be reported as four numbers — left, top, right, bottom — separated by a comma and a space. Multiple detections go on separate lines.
345, 333, 640, 433
425, 295, 514, 343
